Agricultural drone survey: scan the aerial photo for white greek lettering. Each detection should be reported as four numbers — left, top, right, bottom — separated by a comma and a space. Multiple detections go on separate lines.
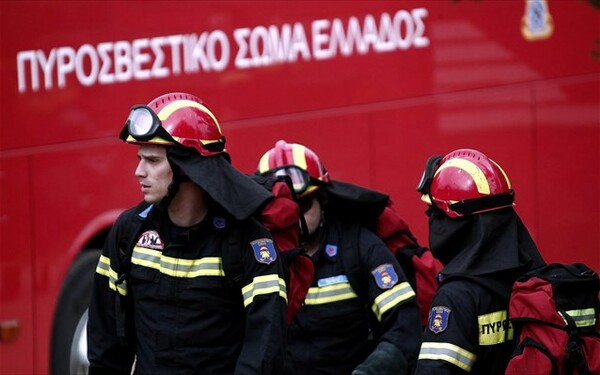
38, 49, 57, 91
149, 37, 168, 78
164, 35, 183, 74
132, 38, 151, 80
234, 27, 251, 69
205, 30, 229, 71
97, 42, 114, 84
75, 44, 99, 86
412, 8, 430, 48
17, 50, 38, 93
113, 41, 132, 81
312, 19, 333, 60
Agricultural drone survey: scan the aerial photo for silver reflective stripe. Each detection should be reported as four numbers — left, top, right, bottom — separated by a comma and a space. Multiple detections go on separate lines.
371, 281, 415, 321
242, 274, 287, 307
304, 282, 358, 305
96, 254, 127, 296
418, 342, 477, 372
560, 308, 597, 327
131, 246, 224, 277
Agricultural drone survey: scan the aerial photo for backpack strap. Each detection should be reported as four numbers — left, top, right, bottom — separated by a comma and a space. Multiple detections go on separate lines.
222, 224, 244, 289
339, 221, 368, 303
561, 310, 591, 375
114, 203, 152, 345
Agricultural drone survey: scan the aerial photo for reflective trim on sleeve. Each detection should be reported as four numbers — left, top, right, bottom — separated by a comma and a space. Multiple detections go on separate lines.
371, 281, 416, 321
560, 308, 597, 328
478, 310, 513, 345
242, 274, 287, 307
304, 282, 358, 305
131, 246, 224, 277
96, 255, 111, 277
419, 342, 477, 372
95, 255, 127, 296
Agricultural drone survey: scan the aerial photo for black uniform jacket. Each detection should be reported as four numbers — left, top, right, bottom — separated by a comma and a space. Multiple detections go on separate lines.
285, 219, 421, 375
87, 202, 287, 375
417, 275, 516, 374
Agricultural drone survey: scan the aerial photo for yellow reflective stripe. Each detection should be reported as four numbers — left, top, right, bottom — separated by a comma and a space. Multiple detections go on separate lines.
131, 246, 224, 277
292, 143, 307, 170
304, 282, 358, 305
96, 255, 111, 277
125, 134, 173, 145
242, 274, 287, 307
478, 310, 513, 345
95, 255, 127, 296
436, 159, 490, 195
490, 159, 511, 189
258, 152, 270, 174
419, 342, 477, 372
560, 308, 597, 327
371, 281, 415, 321
157, 99, 223, 138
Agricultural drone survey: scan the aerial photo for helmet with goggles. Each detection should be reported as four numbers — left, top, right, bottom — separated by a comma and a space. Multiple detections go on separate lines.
119, 92, 226, 157
417, 148, 515, 218
257, 140, 330, 198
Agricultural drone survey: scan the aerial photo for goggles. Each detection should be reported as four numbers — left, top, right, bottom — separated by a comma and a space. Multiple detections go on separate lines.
262, 165, 325, 195
119, 105, 176, 144
416, 154, 443, 196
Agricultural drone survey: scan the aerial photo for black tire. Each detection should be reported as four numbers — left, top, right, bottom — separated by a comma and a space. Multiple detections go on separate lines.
50, 250, 101, 375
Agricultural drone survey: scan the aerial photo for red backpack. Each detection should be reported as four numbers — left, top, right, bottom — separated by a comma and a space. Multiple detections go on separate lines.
505, 263, 600, 375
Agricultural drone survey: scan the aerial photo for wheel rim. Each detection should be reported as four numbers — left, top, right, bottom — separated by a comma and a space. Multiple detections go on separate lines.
69, 308, 89, 375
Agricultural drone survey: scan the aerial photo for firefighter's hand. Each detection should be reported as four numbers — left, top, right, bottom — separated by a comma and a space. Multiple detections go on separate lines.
352, 341, 408, 375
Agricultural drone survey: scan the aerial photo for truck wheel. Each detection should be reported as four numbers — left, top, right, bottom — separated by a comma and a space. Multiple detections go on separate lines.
50, 250, 100, 375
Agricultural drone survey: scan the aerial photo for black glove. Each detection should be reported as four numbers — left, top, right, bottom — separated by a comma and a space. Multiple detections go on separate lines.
352, 341, 408, 375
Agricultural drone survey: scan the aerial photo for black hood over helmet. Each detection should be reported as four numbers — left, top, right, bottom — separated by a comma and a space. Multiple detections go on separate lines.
167, 146, 271, 221
324, 180, 388, 224
429, 207, 545, 277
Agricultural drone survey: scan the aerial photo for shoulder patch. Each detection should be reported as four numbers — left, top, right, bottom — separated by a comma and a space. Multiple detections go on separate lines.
137, 230, 164, 250
371, 263, 398, 289
250, 238, 277, 264
429, 306, 451, 334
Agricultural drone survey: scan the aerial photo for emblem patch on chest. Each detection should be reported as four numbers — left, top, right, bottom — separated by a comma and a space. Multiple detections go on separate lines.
371, 263, 398, 289
325, 244, 338, 257
429, 306, 451, 334
250, 238, 277, 264
136, 230, 164, 250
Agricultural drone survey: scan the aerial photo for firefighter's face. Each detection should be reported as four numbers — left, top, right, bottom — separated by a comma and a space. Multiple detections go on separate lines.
302, 197, 322, 235
135, 144, 173, 204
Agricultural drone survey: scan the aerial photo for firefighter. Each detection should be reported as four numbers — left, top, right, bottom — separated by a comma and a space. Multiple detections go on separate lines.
87, 92, 287, 374
414, 148, 546, 374
256, 140, 421, 375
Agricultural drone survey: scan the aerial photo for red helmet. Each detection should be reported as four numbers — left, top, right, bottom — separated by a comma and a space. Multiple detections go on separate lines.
420, 149, 515, 218
119, 92, 226, 157
257, 140, 330, 197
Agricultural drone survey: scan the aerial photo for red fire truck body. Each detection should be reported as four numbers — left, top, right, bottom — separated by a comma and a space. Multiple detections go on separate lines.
1, 1, 598, 373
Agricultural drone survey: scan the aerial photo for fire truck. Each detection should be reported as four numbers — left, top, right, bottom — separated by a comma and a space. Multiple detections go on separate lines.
1, 1, 598, 373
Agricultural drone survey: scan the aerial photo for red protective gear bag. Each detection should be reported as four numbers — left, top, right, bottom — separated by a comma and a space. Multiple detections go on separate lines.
505, 263, 600, 375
